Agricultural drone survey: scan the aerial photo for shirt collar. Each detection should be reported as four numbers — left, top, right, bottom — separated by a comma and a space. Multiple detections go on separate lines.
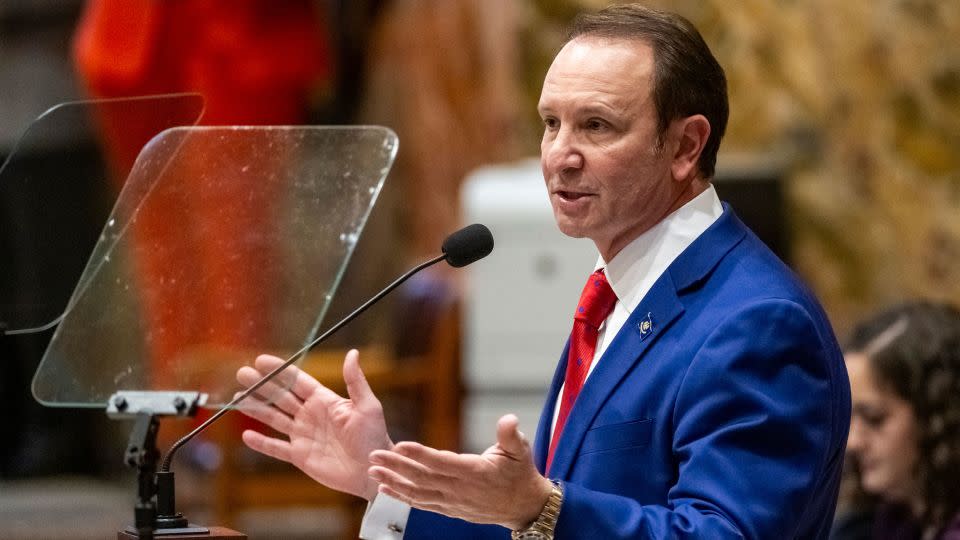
595, 184, 723, 314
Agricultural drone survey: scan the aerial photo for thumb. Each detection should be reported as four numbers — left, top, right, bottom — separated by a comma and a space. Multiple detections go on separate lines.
496, 414, 527, 456
343, 349, 379, 410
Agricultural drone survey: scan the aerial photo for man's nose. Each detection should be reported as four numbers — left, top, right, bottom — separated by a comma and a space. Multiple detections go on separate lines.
543, 128, 584, 174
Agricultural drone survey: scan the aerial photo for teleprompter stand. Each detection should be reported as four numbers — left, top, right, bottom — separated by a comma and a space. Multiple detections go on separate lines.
108, 391, 245, 540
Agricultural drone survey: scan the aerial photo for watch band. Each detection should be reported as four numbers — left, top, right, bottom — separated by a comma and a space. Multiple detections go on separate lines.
511, 481, 564, 540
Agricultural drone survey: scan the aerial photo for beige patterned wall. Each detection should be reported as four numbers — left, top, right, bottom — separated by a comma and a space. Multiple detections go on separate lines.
558, 0, 960, 334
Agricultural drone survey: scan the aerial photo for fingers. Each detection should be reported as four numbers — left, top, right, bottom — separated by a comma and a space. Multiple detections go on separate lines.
369, 462, 445, 505
233, 395, 294, 435
253, 354, 323, 402
242, 429, 293, 463
369, 448, 458, 488
381, 442, 476, 476
342, 349, 380, 412
236, 365, 303, 417
376, 483, 449, 516
495, 414, 527, 456
238, 353, 349, 412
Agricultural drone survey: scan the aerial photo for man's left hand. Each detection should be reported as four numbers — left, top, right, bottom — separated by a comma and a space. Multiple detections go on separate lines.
367, 414, 554, 530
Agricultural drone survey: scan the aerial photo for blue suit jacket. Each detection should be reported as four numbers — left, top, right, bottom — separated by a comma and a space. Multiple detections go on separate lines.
406, 206, 851, 539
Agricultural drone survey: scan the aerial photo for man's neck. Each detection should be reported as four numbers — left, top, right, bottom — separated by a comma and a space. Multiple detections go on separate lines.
599, 177, 710, 261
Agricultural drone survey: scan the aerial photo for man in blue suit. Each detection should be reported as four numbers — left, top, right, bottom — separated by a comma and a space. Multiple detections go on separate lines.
236, 4, 850, 539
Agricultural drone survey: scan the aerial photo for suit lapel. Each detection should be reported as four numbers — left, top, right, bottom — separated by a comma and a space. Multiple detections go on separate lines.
534, 337, 570, 473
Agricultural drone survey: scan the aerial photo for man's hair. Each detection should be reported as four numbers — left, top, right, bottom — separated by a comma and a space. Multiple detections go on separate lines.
565, 4, 728, 179
846, 301, 960, 533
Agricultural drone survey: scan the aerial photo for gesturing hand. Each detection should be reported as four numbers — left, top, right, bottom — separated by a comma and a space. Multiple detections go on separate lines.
367, 414, 553, 530
235, 349, 392, 501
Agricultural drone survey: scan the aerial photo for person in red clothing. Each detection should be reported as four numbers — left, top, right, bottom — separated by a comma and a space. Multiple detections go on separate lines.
74, 0, 332, 125
838, 301, 960, 540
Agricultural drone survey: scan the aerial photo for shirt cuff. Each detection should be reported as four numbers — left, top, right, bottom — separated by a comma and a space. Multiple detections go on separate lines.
359, 493, 412, 540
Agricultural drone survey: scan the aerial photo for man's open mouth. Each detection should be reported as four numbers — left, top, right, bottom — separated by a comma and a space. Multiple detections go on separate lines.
557, 190, 592, 201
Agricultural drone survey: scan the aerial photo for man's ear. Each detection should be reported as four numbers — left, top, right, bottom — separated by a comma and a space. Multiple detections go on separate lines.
670, 114, 711, 182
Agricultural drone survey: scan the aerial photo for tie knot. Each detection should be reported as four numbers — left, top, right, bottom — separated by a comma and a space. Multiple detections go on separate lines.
574, 270, 617, 328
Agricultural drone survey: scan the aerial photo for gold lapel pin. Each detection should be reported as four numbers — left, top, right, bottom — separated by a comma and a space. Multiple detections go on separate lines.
638, 313, 653, 337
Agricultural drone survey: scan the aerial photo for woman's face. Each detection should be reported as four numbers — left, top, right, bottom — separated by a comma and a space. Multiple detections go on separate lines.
845, 352, 920, 503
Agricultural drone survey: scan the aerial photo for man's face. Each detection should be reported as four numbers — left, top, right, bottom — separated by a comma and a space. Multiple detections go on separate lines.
538, 37, 677, 260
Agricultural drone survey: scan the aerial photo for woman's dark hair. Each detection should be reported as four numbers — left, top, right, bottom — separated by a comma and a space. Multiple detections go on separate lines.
846, 300, 960, 532
564, 4, 728, 179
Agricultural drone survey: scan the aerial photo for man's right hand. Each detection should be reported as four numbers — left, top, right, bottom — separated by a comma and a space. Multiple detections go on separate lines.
235, 349, 393, 501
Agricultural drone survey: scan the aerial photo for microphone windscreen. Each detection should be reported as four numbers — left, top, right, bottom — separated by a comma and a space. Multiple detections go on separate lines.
442, 224, 494, 268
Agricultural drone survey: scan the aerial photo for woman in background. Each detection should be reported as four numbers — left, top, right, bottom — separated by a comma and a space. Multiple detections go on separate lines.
837, 301, 960, 539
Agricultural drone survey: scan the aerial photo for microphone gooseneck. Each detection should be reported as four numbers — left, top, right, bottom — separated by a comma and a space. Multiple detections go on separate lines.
160, 224, 494, 472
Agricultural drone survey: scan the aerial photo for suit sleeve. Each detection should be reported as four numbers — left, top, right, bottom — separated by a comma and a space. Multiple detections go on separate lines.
555, 298, 841, 539
404, 508, 509, 539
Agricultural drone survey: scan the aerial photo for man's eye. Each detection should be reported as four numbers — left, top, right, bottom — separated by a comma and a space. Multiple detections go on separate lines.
586, 119, 608, 131
543, 117, 559, 129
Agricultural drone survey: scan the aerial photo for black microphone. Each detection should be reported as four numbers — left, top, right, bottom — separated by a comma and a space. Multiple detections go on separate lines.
159, 223, 494, 473
442, 223, 493, 267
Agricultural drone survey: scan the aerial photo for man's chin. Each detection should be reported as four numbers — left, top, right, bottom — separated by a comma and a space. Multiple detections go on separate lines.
556, 226, 589, 240
553, 217, 590, 240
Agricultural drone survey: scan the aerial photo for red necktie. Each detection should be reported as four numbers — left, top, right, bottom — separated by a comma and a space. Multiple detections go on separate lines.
547, 269, 617, 473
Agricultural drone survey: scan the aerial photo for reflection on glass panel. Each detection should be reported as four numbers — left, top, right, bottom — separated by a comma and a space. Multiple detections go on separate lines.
33, 126, 397, 407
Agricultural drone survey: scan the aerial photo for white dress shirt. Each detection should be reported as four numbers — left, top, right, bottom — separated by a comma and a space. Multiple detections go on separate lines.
360, 186, 723, 539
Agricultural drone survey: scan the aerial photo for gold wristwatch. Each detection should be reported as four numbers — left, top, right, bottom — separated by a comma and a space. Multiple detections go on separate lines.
511, 481, 564, 540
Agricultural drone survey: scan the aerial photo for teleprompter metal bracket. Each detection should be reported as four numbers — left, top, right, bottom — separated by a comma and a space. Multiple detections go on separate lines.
106, 391, 208, 419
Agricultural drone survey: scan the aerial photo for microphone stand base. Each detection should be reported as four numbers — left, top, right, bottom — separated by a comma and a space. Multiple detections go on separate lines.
118, 525, 245, 539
